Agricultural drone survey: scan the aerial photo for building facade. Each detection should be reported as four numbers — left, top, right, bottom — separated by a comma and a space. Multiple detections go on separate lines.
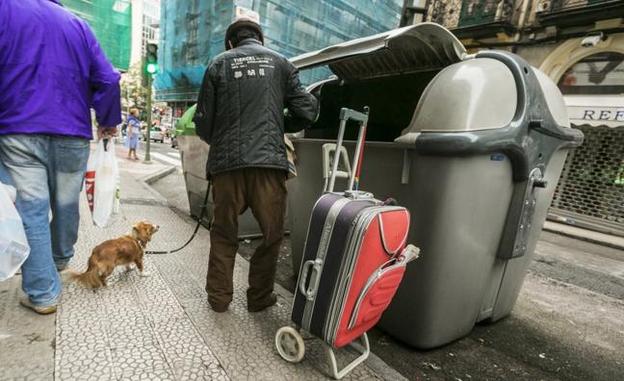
155, 0, 403, 121
130, 0, 161, 65
405, 0, 624, 236
64, 0, 132, 71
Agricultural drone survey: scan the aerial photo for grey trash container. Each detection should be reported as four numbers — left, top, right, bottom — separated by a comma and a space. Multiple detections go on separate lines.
376, 51, 584, 348
286, 23, 583, 349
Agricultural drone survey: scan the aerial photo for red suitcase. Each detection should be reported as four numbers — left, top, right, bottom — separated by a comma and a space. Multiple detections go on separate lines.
275, 107, 419, 379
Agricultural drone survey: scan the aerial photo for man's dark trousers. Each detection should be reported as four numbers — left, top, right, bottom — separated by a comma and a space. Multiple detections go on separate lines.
206, 168, 287, 311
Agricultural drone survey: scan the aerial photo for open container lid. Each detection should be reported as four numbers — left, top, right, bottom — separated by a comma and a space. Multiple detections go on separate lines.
290, 22, 467, 81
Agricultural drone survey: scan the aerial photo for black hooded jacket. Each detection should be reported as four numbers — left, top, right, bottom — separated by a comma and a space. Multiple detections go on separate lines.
194, 38, 318, 176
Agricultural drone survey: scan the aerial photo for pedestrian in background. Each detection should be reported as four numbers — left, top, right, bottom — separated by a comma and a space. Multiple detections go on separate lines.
0, 0, 121, 314
126, 108, 141, 160
194, 16, 318, 313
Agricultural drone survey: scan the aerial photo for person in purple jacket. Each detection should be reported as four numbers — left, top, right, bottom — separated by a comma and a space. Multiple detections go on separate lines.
0, 0, 121, 314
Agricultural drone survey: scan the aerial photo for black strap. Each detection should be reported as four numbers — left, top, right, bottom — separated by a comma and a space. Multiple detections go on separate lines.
145, 181, 211, 255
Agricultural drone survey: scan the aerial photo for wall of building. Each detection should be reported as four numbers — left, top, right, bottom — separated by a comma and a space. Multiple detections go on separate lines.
516, 44, 558, 67
155, 0, 403, 103
130, 0, 161, 66
64, 0, 132, 71
130, 0, 144, 65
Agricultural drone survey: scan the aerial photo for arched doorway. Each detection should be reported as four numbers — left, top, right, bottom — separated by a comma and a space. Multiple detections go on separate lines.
540, 37, 624, 236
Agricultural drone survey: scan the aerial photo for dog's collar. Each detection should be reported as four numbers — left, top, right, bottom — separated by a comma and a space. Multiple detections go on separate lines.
129, 235, 147, 249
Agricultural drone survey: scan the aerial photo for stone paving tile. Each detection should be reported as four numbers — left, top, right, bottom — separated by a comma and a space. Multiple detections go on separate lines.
55, 200, 228, 381
117, 367, 176, 381
113, 343, 170, 371
0, 275, 55, 381
55, 348, 114, 381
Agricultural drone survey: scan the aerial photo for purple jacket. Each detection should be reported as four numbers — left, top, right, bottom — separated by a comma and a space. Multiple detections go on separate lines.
0, 0, 121, 139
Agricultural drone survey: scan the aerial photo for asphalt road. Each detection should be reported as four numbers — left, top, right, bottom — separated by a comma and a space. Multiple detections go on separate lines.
150, 142, 624, 381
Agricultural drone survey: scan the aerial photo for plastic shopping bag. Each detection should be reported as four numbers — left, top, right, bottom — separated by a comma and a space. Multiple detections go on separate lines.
85, 139, 120, 227
0, 182, 30, 281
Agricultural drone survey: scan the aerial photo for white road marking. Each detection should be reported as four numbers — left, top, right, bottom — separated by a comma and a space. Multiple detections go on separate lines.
167, 152, 181, 158
151, 152, 181, 167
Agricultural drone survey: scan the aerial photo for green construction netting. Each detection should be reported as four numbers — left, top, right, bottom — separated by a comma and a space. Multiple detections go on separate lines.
155, 0, 403, 102
63, 0, 132, 71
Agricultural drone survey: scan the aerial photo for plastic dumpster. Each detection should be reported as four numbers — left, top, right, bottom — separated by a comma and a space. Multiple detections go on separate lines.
175, 105, 263, 238
286, 23, 584, 349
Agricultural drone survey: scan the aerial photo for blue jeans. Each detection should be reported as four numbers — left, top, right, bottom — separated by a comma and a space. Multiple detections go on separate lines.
0, 135, 89, 306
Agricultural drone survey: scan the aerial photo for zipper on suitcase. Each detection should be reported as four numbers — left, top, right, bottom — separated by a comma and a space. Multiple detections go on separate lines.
324, 208, 380, 341
324, 209, 377, 342
347, 259, 404, 330
320, 203, 378, 339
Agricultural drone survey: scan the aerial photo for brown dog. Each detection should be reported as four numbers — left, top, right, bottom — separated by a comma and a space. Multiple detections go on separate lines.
69, 221, 159, 288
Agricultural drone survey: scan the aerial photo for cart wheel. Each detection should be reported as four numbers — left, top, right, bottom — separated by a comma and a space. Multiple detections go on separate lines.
275, 326, 305, 363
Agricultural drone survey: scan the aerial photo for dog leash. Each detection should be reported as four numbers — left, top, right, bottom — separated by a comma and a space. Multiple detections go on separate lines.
144, 181, 211, 255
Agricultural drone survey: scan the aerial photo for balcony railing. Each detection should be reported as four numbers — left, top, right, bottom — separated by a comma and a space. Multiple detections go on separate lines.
429, 0, 516, 38
537, 0, 624, 27
457, 0, 513, 28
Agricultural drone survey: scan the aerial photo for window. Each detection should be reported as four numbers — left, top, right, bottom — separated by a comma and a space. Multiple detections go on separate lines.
558, 52, 624, 95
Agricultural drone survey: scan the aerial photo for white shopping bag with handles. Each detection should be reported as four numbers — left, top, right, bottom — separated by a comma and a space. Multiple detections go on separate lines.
85, 139, 120, 227
0, 182, 30, 281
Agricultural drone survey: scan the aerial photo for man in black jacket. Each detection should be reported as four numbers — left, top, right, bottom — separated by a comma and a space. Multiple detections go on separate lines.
194, 17, 318, 313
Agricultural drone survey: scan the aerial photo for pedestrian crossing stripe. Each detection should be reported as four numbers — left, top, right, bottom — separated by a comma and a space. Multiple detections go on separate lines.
151, 152, 181, 166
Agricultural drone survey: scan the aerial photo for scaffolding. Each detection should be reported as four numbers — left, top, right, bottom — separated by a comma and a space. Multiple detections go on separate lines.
155, 0, 403, 102
63, 0, 132, 71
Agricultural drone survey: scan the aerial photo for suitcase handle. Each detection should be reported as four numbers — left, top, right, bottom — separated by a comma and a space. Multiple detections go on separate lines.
399, 244, 421, 263
298, 258, 323, 301
327, 107, 370, 193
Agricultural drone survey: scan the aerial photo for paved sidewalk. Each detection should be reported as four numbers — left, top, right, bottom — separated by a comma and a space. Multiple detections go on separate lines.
543, 220, 624, 251
60, 151, 403, 380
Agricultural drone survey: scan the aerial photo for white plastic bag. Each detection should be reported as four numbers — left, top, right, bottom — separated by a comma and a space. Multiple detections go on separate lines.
85, 139, 120, 227
0, 182, 30, 281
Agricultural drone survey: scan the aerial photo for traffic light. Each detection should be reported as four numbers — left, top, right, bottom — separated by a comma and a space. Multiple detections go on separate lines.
145, 42, 158, 76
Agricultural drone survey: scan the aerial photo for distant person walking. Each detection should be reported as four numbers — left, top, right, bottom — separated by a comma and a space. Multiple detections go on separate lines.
194, 16, 318, 313
126, 108, 141, 160
0, 0, 121, 314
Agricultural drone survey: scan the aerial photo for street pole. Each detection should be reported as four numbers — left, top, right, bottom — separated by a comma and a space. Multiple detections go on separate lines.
144, 74, 152, 164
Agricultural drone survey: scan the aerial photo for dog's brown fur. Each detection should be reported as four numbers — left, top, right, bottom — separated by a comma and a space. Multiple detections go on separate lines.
69, 221, 159, 288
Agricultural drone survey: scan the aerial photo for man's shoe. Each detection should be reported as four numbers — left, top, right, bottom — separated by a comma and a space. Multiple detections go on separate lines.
209, 301, 229, 313
248, 293, 278, 313
19, 297, 57, 315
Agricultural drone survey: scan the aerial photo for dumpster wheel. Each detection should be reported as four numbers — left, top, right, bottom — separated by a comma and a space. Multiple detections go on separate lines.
275, 326, 305, 363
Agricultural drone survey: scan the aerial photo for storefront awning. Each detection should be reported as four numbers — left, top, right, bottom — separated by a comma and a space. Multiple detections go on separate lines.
564, 95, 624, 128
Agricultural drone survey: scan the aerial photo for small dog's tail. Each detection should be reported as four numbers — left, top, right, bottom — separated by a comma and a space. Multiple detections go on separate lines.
67, 264, 102, 289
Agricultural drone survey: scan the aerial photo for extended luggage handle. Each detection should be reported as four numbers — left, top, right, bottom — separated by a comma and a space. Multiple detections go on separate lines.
327, 107, 370, 193
322, 144, 352, 192
299, 258, 324, 301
